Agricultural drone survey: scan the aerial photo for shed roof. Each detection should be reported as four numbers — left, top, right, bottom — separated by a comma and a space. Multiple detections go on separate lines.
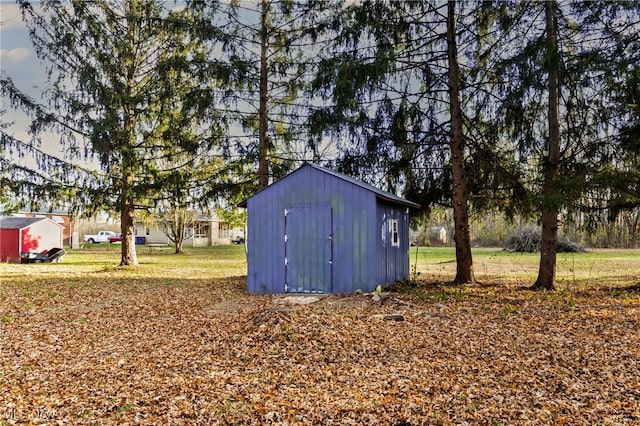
238, 163, 421, 209
0, 216, 56, 230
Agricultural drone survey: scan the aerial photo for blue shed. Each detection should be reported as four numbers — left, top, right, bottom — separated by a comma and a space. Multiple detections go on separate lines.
238, 163, 420, 294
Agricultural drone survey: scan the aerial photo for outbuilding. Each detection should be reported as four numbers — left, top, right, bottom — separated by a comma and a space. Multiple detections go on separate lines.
0, 216, 64, 262
238, 163, 420, 294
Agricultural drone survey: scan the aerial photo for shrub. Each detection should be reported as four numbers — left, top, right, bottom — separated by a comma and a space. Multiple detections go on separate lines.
504, 224, 586, 253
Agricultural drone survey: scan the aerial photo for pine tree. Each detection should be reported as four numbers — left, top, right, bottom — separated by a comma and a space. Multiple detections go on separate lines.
447, 0, 475, 284
311, 1, 480, 283
533, 0, 561, 290
202, 0, 332, 191
3, 0, 229, 265
487, 0, 640, 288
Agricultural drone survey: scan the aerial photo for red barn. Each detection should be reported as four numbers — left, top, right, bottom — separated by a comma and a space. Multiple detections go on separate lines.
0, 216, 64, 262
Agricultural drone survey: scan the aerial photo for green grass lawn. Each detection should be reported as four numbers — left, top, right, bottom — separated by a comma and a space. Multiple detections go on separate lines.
3, 244, 636, 289
411, 247, 640, 288
0, 244, 640, 288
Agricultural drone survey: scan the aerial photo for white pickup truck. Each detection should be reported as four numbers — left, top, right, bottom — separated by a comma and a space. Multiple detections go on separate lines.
83, 231, 118, 244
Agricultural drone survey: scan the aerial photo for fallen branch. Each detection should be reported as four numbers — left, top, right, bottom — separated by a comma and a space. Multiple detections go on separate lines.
392, 297, 421, 308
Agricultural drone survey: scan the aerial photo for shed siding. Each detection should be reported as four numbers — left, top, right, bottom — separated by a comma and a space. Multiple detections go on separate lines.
24, 220, 63, 253
285, 205, 332, 293
333, 184, 376, 293
0, 229, 20, 262
376, 202, 410, 285
246, 165, 378, 293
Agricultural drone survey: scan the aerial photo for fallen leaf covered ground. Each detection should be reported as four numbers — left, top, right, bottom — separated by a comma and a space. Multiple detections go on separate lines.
1, 248, 639, 425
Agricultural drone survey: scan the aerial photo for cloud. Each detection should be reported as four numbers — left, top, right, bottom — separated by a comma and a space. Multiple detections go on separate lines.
0, 47, 31, 62
0, 3, 24, 30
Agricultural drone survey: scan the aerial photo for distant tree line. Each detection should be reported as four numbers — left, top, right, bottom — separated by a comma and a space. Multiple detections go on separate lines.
1, 0, 638, 288
417, 208, 639, 250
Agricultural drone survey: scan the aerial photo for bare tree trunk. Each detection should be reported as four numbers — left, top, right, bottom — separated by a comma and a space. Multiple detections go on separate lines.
533, 0, 560, 290
633, 212, 639, 248
175, 239, 184, 254
623, 210, 639, 248
447, 0, 474, 285
258, 0, 270, 189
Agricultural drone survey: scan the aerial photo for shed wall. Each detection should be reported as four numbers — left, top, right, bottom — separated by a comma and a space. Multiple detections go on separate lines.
0, 229, 20, 262
22, 219, 63, 253
376, 202, 411, 285
247, 166, 378, 294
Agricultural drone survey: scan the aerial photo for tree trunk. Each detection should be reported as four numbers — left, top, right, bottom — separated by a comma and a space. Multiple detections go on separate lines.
120, 171, 138, 266
174, 209, 186, 254
258, 0, 270, 189
119, 3, 139, 267
624, 211, 639, 248
533, 0, 560, 290
119, 108, 138, 265
447, 0, 475, 285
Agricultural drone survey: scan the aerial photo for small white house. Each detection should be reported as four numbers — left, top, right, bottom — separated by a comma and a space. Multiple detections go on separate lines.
429, 226, 448, 245
135, 213, 233, 246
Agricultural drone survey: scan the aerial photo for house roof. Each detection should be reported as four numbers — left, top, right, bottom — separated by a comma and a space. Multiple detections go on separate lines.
0, 216, 53, 230
238, 163, 421, 209
19, 208, 72, 216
